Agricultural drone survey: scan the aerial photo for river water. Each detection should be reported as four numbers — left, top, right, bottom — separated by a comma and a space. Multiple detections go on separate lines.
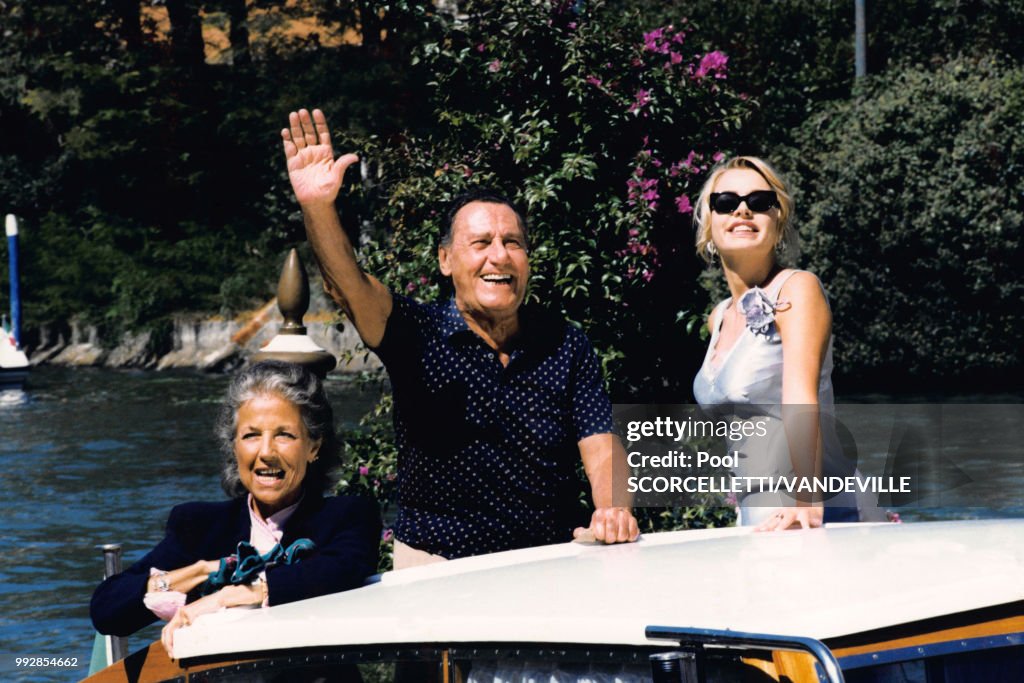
0, 367, 1021, 681
0, 366, 379, 682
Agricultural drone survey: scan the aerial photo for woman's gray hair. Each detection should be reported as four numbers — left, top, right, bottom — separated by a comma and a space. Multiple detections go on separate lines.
216, 360, 342, 498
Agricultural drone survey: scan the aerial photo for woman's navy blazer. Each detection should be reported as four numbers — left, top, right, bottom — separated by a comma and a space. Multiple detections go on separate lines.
90, 494, 381, 637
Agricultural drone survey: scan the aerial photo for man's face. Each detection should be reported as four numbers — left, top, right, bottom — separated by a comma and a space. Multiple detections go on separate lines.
438, 201, 529, 319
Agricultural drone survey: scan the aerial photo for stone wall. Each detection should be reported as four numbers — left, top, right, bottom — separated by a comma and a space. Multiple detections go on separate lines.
27, 311, 381, 374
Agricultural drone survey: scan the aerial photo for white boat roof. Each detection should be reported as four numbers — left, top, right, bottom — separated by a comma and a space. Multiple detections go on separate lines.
174, 519, 1024, 660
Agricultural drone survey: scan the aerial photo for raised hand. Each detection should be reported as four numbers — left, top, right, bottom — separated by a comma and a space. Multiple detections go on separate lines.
281, 108, 359, 208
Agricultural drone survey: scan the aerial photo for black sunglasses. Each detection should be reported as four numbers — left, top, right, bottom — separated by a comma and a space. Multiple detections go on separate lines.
709, 190, 779, 214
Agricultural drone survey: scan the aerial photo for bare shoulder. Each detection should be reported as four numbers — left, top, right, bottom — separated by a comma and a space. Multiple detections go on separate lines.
775, 270, 831, 335
777, 270, 828, 309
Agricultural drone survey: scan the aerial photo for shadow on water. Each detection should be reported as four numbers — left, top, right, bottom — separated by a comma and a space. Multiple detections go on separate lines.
0, 366, 379, 682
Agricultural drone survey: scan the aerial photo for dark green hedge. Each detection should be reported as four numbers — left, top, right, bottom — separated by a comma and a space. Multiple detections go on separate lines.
781, 56, 1023, 387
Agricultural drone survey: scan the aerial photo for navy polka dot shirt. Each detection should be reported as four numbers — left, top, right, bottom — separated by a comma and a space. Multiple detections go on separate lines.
374, 295, 615, 559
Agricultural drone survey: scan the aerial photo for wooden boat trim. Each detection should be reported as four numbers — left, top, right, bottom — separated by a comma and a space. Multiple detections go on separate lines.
827, 603, 1024, 658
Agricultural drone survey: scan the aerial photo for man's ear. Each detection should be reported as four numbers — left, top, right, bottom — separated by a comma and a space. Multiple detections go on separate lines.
438, 246, 452, 276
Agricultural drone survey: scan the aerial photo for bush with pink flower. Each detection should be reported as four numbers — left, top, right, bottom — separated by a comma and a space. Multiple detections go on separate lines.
337, 0, 747, 538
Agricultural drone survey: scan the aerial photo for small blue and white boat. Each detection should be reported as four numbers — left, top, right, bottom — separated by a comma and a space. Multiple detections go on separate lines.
2, 214, 28, 389
0, 322, 29, 389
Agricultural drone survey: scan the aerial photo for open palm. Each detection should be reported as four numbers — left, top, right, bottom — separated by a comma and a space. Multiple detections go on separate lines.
281, 109, 358, 207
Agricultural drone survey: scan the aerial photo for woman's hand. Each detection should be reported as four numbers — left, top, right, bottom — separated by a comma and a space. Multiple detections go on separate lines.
147, 559, 220, 595
755, 506, 824, 532
160, 582, 266, 658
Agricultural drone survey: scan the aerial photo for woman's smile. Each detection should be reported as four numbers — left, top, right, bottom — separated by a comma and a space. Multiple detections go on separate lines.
235, 393, 321, 519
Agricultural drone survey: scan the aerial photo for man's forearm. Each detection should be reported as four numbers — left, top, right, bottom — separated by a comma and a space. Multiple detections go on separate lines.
302, 204, 361, 309
301, 203, 392, 347
579, 433, 634, 509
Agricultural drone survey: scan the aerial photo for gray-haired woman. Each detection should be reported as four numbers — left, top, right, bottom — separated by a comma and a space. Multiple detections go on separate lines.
90, 361, 380, 656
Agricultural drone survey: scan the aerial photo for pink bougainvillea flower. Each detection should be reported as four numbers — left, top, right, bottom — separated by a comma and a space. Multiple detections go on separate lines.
692, 50, 729, 80
359, 465, 370, 476
712, 151, 725, 162
675, 194, 693, 214
585, 75, 603, 87
487, 59, 501, 73
642, 27, 666, 52
627, 88, 651, 113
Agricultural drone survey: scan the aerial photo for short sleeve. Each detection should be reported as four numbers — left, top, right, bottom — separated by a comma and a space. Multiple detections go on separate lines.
370, 293, 413, 366
567, 328, 615, 441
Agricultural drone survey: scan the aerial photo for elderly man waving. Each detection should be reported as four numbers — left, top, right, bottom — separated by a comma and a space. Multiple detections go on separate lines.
282, 109, 639, 569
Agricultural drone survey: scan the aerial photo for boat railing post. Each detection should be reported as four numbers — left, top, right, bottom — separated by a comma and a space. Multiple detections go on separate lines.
96, 544, 128, 663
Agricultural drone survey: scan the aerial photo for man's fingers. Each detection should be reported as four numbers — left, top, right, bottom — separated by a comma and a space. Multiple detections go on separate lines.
331, 153, 360, 186
298, 108, 318, 146
336, 153, 360, 172
312, 108, 332, 148
613, 510, 639, 542
606, 510, 626, 542
281, 129, 297, 158
591, 508, 640, 543
575, 510, 640, 544
288, 111, 305, 150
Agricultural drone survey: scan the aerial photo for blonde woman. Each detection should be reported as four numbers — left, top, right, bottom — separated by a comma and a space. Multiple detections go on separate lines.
692, 156, 861, 529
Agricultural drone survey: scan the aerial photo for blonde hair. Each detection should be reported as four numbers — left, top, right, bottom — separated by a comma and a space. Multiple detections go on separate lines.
693, 156, 797, 264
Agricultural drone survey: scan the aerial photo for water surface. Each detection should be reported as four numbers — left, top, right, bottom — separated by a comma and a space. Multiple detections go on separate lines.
0, 366, 379, 681
0, 368, 1020, 681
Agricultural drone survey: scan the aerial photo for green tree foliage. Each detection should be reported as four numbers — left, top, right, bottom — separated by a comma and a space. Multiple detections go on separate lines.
332, 0, 747, 537
781, 56, 1023, 386
0, 0, 432, 339
639, 0, 1024, 148
351, 0, 751, 400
